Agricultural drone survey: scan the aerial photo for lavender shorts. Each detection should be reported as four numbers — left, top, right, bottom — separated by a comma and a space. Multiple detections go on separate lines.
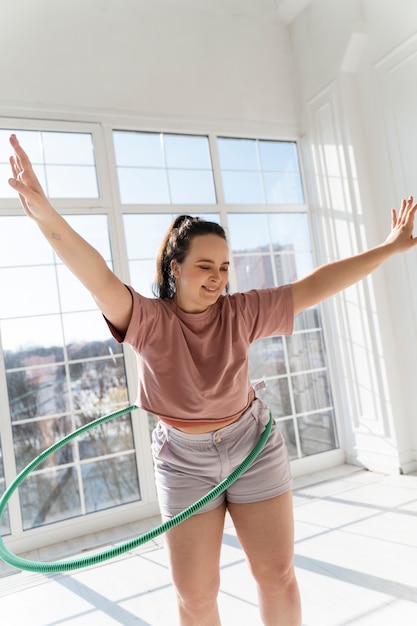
151, 397, 292, 517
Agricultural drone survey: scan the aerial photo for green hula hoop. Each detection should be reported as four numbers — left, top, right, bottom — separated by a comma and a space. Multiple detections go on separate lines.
0, 405, 273, 573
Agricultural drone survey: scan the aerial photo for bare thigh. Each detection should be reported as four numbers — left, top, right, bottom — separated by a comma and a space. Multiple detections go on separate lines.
228, 491, 295, 578
163, 503, 227, 597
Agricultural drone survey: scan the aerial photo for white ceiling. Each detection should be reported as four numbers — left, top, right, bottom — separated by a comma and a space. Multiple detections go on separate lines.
151, 0, 312, 24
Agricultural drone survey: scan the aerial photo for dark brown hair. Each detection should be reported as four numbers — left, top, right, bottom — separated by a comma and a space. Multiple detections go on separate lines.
153, 215, 228, 299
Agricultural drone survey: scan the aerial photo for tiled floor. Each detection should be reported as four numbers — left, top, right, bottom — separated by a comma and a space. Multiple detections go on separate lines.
1, 465, 417, 625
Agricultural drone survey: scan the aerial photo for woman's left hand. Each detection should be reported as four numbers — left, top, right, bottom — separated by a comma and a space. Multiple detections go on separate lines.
385, 196, 417, 251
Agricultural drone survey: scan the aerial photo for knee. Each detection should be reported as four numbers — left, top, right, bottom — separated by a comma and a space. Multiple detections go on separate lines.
251, 555, 296, 590
175, 576, 220, 616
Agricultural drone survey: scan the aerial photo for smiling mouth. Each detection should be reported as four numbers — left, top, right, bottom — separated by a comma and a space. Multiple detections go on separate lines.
202, 285, 218, 293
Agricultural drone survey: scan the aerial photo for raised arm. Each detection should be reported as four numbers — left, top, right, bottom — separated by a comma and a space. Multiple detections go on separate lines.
8, 134, 132, 334
292, 196, 417, 315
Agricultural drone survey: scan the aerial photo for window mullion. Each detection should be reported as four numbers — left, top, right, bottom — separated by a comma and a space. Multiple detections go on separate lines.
0, 329, 23, 537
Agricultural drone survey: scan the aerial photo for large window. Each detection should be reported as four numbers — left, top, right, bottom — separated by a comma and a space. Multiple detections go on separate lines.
0, 124, 338, 546
0, 130, 140, 538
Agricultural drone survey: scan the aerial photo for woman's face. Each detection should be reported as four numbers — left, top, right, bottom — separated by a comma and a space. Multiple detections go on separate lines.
171, 234, 230, 313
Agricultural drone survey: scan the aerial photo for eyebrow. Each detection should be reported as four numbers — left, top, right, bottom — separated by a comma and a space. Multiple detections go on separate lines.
196, 258, 230, 265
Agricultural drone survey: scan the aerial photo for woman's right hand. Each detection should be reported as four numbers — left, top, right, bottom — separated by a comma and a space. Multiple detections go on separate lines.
8, 134, 52, 219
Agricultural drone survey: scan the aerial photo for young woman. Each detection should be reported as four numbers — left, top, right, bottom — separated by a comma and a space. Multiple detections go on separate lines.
7, 134, 417, 626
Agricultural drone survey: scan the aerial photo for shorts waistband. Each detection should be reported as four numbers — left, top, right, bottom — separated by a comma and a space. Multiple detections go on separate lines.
159, 397, 268, 445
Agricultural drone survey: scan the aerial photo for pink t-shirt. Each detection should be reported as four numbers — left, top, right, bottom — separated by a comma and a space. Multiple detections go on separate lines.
106, 285, 294, 426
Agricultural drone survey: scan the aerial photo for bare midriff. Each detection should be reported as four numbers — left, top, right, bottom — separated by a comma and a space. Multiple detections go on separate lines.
164, 388, 256, 434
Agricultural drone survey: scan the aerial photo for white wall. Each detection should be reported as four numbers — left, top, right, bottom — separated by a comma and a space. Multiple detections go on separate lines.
0, 0, 297, 131
290, 0, 417, 472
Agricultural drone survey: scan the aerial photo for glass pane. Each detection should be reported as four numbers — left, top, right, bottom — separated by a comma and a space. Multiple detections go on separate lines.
293, 251, 314, 282
233, 254, 274, 290
82, 454, 140, 514
0, 216, 54, 267
222, 171, 263, 204
168, 170, 216, 204
298, 411, 337, 456
45, 165, 98, 198
268, 213, 311, 251
65, 215, 112, 261
276, 419, 298, 460
274, 253, 299, 284
263, 172, 304, 204
275, 252, 315, 284
7, 365, 69, 422
287, 331, 327, 373
257, 379, 291, 418
0, 129, 43, 163
217, 138, 258, 171
292, 371, 333, 414
56, 265, 98, 312
227, 213, 269, 252
62, 311, 122, 356
0, 164, 18, 198
124, 214, 173, 259
13, 416, 73, 472
20, 467, 81, 529
0, 266, 60, 318
113, 131, 164, 167
293, 307, 320, 331
164, 135, 211, 169
1, 315, 65, 364
69, 358, 128, 411
248, 337, 286, 379
259, 140, 300, 172
128, 259, 157, 298
42, 132, 95, 165
75, 414, 134, 460
117, 167, 170, 204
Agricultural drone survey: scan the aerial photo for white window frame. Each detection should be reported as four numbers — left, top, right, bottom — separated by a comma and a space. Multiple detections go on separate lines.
0, 118, 345, 554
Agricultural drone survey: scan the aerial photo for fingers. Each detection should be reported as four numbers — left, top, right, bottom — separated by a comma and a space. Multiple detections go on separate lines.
10, 133, 25, 157
8, 155, 23, 190
397, 196, 416, 222
398, 197, 408, 219
8, 135, 40, 191
404, 196, 417, 221
391, 208, 397, 229
9, 134, 33, 175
